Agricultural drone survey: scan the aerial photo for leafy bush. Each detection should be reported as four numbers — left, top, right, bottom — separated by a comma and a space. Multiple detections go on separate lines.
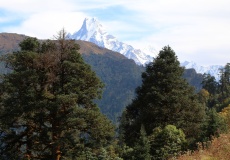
150, 125, 186, 160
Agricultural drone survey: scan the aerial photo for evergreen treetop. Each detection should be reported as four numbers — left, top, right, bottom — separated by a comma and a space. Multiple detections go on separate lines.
121, 46, 206, 149
0, 30, 115, 160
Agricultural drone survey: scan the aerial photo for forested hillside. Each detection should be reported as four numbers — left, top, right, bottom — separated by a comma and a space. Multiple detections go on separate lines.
0, 33, 203, 122
0, 32, 115, 159
0, 32, 229, 159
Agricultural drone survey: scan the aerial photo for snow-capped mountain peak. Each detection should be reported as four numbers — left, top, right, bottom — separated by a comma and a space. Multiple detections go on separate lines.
70, 17, 153, 65
181, 61, 223, 80
70, 17, 222, 79
71, 17, 107, 42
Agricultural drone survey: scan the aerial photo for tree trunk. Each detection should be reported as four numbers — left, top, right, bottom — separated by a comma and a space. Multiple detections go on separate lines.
56, 145, 61, 160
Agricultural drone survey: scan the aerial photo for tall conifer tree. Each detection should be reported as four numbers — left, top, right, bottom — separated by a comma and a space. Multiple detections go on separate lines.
121, 46, 206, 149
0, 30, 115, 159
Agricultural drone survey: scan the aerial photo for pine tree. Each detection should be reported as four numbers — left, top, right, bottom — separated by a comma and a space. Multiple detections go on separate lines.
133, 125, 151, 160
202, 73, 218, 95
219, 63, 230, 107
121, 46, 206, 149
0, 30, 115, 159
201, 108, 227, 141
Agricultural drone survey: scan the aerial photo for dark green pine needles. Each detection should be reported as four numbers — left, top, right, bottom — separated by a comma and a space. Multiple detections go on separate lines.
120, 46, 206, 157
0, 29, 115, 160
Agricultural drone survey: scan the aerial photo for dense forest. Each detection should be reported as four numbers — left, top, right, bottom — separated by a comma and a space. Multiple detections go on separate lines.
82, 54, 203, 123
0, 31, 229, 159
0, 33, 203, 123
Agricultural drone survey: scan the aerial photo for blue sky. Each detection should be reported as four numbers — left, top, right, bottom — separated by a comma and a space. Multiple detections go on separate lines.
0, 0, 230, 66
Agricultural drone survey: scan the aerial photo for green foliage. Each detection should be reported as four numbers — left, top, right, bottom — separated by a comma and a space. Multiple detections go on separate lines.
121, 46, 206, 150
220, 104, 230, 130
197, 63, 230, 147
119, 145, 134, 160
150, 125, 186, 160
201, 108, 227, 141
0, 33, 205, 125
132, 125, 151, 160
202, 73, 218, 95
19, 37, 40, 52
1, 33, 228, 159
219, 63, 230, 99
82, 51, 203, 124
0, 30, 115, 159
82, 53, 144, 123
198, 89, 210, 105
74, 147, 123, 160
183, 68, 203, 92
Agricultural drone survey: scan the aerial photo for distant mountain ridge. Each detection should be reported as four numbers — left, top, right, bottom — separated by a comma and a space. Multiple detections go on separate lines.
69, 17, 223, 79
69, 17, 154, 65
0, 33, 26, 53
181, 61, 223, 80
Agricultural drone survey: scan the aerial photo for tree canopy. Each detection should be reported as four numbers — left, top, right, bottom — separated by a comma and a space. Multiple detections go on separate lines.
0, 30, 115, 159
120, 46, 206, 153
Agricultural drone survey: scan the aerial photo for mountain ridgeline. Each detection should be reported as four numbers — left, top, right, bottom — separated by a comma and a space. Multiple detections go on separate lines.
0, 33, 203, 122
69, 17, 223, 80
69, 17, 154, 65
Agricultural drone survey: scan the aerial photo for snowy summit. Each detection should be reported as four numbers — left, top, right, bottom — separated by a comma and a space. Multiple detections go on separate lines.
69, 17, 154, 65
69, 17, 223, 79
